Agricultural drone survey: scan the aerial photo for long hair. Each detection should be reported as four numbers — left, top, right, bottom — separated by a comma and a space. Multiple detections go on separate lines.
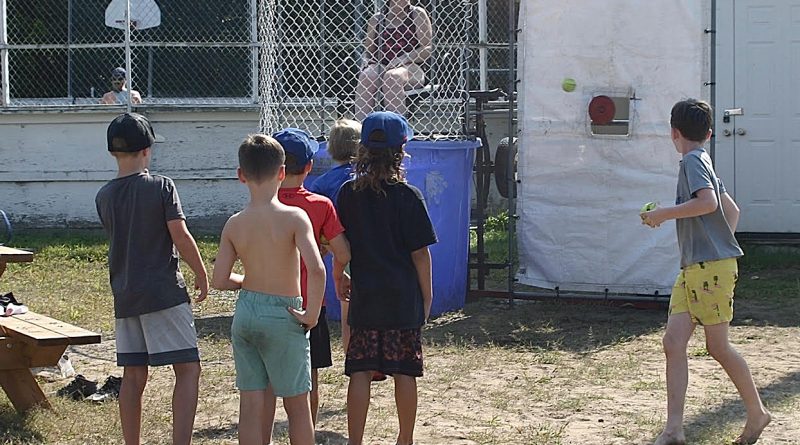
352, 144, 406, 194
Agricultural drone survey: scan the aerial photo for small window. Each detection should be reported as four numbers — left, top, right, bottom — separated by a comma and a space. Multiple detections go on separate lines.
588, 90, 633, 137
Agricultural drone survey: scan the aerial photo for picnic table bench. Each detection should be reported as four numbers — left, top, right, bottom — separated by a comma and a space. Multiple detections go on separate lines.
0, 246, 101, 413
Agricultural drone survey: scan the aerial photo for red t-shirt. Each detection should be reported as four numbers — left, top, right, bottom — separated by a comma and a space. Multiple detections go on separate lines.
278, 186, 345, 307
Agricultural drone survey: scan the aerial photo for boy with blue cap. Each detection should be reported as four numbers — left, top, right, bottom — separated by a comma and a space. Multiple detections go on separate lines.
262, 128, 351, 440
337, 111, 437, 445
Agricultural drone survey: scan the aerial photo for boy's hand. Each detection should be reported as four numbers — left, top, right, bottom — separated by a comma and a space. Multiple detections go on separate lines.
287, 307, 319, 330
641, 208, 666, 228
335, 272, 351, 302
194, 274, 209, 303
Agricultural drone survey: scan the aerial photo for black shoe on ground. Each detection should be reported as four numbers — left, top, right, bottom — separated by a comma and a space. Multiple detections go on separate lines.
85, 376, 122, 403
56, 374, 97, 400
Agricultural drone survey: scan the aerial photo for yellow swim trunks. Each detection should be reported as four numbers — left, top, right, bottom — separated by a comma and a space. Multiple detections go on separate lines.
669, 257, 738, 326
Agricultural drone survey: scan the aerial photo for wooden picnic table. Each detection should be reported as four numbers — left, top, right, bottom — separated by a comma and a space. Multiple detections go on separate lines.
0, 246, 101, 413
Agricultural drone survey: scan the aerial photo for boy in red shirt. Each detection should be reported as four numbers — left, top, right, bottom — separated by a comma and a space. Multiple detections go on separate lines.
266, 128, 351, 439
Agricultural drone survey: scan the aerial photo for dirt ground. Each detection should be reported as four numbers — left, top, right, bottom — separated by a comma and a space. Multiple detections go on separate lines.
28, 297, 799, 445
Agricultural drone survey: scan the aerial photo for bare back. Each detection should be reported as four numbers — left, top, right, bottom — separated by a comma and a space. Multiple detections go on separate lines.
218, 200, 315, 297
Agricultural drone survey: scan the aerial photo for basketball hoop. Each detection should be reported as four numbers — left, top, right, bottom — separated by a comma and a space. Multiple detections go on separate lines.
105, 0, 161, 31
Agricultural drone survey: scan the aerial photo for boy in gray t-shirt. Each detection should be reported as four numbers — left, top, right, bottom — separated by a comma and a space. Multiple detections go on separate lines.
641, 100, 770, 445
95, 113, 208, 445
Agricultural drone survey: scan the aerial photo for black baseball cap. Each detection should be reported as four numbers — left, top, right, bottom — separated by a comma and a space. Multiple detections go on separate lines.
107, 113, 155, 152
111, 67, 126, 79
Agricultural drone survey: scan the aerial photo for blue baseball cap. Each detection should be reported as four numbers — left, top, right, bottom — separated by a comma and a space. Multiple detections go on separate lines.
272, 128, 319, 165
360, 111, 414, 149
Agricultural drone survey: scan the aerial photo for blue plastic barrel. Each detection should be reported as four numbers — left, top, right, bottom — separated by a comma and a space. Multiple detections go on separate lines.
305, 140, 479, 320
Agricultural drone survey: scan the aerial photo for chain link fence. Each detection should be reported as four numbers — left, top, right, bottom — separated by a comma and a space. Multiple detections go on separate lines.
1, 0, 516, 137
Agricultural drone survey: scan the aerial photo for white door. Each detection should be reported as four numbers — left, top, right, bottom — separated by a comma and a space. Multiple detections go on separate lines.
716, 1, 800, 233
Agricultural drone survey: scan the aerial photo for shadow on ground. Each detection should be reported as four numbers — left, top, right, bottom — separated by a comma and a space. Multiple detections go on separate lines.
0, 404, 44, 443
195, 287, 798, 354
194, 409, 348, 444
425, 298, 665, 353
645, 369, 800, 444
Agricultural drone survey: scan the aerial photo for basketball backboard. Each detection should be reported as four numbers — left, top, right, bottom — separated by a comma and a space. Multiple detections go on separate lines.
105, 0, 161, 30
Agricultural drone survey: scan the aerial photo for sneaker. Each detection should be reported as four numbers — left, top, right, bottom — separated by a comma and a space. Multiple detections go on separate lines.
0, 292, 21, 309
56, 374, 97, 400
85, 376, 122, 403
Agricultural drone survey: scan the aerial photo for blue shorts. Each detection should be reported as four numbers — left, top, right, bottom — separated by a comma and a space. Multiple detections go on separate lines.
231, 290, 311, 397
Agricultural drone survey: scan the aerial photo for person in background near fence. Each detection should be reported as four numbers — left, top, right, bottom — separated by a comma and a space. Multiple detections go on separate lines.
95, 113, 207, 445
338, 112, 436, 445
212, 134, 324, 445
354, 0, 432, 120
100, 67, 143, 105
641, 99, 771, 445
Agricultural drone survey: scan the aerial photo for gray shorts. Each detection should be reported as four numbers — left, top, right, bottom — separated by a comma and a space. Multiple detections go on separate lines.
115, 303, 200, 367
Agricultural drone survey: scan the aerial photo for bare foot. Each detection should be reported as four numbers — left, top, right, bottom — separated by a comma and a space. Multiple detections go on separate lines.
653, 431, 686, 445
732, 411, 772, 444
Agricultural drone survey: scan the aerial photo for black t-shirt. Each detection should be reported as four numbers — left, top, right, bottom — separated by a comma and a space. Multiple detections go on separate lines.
337, 180, 437, 329
95, 172, 189, 318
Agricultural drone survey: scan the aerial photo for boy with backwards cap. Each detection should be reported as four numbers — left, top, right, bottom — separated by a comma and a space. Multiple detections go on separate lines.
95, 113, 207, 445
338, 111, 436, 445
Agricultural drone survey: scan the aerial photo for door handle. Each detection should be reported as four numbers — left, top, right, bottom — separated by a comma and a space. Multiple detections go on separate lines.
722, 129, 732, 137
736, 128, 746, 136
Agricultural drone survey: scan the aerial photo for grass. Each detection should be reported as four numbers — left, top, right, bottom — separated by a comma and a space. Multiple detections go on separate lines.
0, 226, 798, 444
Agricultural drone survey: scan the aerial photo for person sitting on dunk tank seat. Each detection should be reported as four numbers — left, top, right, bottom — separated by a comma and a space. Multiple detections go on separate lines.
354, 0, 433, 120
100, 67, 143, 105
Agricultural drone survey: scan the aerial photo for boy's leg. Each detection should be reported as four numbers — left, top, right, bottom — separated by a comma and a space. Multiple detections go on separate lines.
393, 374, 417, 445
655, 312, 695, 445
346, 371, 373, 445
120, 365, 149, 445
310, 369, 319, 426
282, 392, 315, 445
240, 390, 267, 445
704, 322, 771, 443
262, 384, 277, 445
172, 361, 201, 445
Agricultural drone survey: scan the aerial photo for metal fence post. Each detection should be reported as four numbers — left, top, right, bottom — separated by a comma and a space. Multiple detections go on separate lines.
250, 0, 258, 104
0, 0, 9, 106
478, 0, 488, 91
124, 0, 132, 113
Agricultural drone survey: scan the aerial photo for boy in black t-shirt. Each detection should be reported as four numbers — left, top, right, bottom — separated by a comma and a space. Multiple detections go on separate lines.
96, 113, 208, 445
337, 111, 437, 445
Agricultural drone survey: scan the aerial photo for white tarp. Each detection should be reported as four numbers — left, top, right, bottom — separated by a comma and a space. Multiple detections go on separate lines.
517, 1, 710, 294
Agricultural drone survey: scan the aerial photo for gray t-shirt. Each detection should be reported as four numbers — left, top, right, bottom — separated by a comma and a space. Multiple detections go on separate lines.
95, 172, 189, 318
675, 148, 743, 268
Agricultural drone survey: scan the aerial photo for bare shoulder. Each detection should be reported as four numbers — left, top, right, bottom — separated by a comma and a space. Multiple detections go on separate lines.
222, 211, 244, 233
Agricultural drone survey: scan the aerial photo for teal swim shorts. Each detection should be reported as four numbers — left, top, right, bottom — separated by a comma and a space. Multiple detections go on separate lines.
231, 289, 311, 397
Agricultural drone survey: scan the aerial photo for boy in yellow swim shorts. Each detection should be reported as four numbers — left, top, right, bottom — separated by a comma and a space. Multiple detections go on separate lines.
641, 99, 770, 445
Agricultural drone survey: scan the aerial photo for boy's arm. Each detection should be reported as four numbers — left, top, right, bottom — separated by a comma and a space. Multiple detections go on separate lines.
288, 213, 325, 329
720, 192, 740, 232
411, 246, 433, 322
327, 234, 352, 301
167, 219, 208, 302
211, 221, 244, 291
642, 188, 718, 228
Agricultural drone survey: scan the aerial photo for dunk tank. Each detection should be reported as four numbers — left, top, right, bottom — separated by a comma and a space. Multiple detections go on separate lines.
515, 1, 712, 298
256, 0, 482, 318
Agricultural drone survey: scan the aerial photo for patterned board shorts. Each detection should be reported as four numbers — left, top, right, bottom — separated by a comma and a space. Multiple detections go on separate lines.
344, 327, 423, 377
670, 257, 738, 326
